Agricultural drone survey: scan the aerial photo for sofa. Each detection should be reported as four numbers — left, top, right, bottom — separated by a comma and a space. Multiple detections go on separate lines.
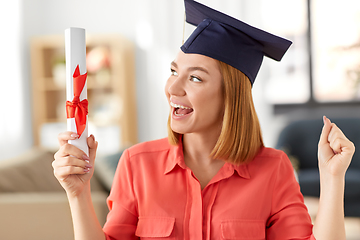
0, 147, 123, 240
276, 118, 360, 217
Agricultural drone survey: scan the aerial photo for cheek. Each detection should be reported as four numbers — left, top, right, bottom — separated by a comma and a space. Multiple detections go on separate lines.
207, 91, 225, 116
164, 78, 172, 100
194, 90, 224, 114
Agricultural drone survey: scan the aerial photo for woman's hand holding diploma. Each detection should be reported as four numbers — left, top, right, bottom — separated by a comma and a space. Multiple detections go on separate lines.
53, 132, 98, 198
53, 132, 105, 240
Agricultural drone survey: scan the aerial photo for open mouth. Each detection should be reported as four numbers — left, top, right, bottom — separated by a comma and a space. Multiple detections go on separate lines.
170, 102, 194, 116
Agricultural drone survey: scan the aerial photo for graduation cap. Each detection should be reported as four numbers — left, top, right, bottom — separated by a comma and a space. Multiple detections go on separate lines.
180, 0, 292, 85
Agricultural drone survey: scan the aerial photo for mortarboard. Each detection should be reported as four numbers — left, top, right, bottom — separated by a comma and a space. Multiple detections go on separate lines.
180, 0, 292, 85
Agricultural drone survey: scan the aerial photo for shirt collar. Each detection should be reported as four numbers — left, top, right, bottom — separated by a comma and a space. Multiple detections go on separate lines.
164, 137, 251, 180
164, 138, 186, 174
226, 162, 250, 179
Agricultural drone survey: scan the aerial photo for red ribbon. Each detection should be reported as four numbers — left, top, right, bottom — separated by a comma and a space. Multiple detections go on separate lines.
66, 65, 88, 137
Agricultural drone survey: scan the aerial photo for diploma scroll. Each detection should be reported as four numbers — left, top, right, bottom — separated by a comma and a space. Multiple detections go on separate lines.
65, 27, 89, 156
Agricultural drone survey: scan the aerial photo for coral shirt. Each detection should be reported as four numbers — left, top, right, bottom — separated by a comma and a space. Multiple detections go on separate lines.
103, 138, 316, 240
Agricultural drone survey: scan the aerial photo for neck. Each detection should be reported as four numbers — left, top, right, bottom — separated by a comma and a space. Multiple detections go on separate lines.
182, 131, 225, 190
182, 130, 220, 166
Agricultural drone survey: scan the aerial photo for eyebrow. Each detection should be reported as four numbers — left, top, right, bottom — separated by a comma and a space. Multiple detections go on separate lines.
171, 61, 209, 75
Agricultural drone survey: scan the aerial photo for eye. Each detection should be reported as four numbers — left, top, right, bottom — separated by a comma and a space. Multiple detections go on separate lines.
170, 69, 178, 76
190, 76, 202, 82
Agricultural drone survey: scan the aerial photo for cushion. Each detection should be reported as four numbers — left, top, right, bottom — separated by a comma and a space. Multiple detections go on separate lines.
94, 150, 124, 192
299, 168, 360, 201
0, 147, 104, 192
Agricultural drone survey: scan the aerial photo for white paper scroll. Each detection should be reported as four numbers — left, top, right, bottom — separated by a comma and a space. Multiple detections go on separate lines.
65, 27, 89, 156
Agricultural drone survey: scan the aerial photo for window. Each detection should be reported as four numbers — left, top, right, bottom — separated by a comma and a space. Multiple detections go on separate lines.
312, 0, 360, 102
262, 0, 360, 105
261, 0, 310, 104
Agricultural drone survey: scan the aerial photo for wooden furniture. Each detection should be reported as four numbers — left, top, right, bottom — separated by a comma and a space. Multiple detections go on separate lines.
30, 34, 138, 153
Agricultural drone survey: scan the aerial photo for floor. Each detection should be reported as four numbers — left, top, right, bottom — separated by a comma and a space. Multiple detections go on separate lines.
345, 218, 360, 240
304, 197, 360, 240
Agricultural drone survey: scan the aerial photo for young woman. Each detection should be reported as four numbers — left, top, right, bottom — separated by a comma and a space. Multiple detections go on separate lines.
52, 1, 355, 239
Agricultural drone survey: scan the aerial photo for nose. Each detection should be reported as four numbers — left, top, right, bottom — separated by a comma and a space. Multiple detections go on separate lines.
166, 75, 186, 97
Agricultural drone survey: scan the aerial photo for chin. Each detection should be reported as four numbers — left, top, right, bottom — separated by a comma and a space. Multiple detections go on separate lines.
170, 123, 189, 135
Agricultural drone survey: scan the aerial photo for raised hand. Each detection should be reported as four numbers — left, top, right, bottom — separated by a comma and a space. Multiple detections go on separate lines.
53, 132, 98, 197
318, 116, 355, 178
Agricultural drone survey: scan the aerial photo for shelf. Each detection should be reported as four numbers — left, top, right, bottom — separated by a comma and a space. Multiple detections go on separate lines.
31, 34, 138, 153
45, 118, 64, 123
38, 76, 114, 91
42, 118, 118, 126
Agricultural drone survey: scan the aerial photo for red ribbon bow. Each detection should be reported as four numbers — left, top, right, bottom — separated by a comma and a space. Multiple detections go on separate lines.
66, 65, 88, 137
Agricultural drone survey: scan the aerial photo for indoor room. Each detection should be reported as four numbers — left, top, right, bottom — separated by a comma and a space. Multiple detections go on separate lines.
0, 0, 359, 239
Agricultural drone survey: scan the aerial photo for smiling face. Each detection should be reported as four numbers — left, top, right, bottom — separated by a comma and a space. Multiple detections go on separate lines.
165, 51, 224, 137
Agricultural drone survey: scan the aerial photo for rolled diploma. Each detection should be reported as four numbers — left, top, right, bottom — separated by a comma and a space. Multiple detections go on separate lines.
65, 27, 89, 156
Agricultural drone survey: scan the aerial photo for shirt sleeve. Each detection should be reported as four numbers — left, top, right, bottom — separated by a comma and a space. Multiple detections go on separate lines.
266, 151, 316, 240
103, 149, 139, 240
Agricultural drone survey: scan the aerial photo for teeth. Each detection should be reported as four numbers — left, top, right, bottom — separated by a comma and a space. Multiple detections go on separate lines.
174, 111, 184, 116
170, 101, 191, 109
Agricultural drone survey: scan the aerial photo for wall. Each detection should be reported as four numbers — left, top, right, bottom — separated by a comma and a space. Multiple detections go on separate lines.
0, 0, 33, 160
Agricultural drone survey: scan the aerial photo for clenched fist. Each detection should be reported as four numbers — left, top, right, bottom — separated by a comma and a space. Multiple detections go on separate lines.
318, 116, 355, 178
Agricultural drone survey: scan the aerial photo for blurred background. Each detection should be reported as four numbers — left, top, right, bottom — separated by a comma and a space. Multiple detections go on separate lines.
0, 0, 360, 239
2, 0, 360, 158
